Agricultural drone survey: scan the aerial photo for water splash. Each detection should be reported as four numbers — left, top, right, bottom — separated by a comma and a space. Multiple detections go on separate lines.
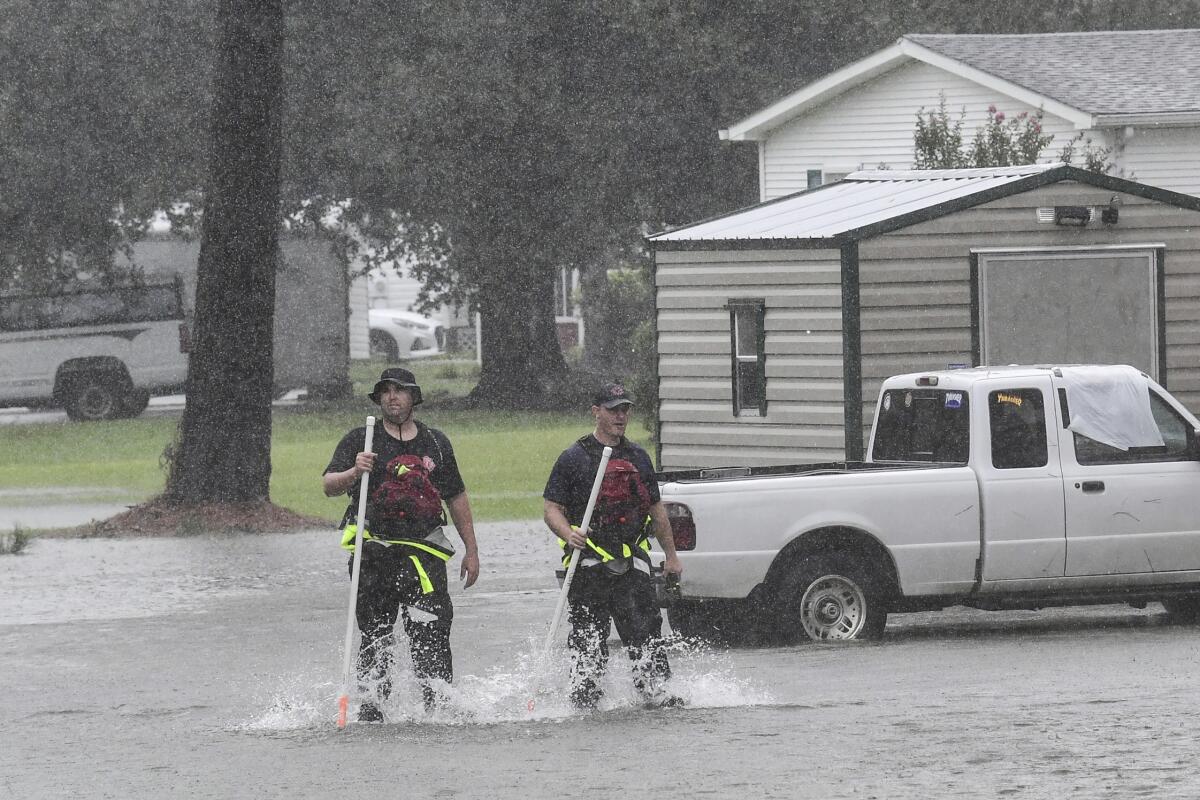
237, 632, 770, 731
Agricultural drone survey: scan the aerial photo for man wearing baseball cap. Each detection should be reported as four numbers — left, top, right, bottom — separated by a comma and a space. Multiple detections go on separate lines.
323, 367, 479, 721
543, 380, 684, 709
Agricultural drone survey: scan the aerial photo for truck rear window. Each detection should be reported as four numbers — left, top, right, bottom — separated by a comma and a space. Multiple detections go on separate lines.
872, 389, 970, 463
0, 284, 182, 332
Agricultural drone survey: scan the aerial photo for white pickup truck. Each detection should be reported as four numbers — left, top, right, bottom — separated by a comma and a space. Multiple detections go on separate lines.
658, 365, 1200, 643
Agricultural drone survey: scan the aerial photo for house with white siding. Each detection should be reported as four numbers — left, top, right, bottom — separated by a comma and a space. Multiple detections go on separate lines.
724, 30, 1200, 200
648, 165, 1200, 471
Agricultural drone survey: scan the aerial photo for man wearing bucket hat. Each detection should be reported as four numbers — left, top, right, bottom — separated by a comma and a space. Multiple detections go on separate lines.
543, 380, 684, 709
323, 367, 479, 721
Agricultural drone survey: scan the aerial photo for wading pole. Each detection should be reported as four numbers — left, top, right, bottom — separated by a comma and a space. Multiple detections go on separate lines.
337, 415, 375, 729
543, 446, 612, 656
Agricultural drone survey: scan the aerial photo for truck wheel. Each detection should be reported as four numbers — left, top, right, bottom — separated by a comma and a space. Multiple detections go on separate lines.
1162, 596, 1200, 622
778, 555, 888, 643
63, 374, 122, 421
116, 389, 151, 418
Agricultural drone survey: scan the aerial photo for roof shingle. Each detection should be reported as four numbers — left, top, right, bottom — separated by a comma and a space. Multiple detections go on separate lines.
906, 30, 1200, 116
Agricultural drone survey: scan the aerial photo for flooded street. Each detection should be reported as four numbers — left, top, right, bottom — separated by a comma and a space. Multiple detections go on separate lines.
3, 522, 1199, 799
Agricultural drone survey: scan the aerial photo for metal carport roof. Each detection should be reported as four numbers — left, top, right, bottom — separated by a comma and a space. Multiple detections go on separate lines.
648, 164, 1200, 250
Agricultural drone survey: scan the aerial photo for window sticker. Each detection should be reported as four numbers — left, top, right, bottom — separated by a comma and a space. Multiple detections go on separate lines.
882, 394, 892, 411
944, 392, 963, 409
996, 392, 1024, 407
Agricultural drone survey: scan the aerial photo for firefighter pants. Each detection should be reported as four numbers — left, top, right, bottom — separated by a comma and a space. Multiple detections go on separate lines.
349, 541, 453, 706
566, 565, 671, 708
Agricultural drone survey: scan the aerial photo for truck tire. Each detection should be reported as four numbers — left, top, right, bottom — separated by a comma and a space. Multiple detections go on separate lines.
776, 554, 888, 643
116, 389, 151, 418
1161, 596, 1200, 622
62, 373, 123, 421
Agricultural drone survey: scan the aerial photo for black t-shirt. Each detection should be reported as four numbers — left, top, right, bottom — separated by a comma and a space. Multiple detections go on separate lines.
325, 421, 466, 523
543, 434, 660, 527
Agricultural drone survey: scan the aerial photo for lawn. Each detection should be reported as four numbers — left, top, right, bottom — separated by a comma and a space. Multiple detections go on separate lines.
0, 358, 653, 525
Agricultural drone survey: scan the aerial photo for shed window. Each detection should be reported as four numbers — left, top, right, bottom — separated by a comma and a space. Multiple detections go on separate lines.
728, 300, 766, 417
806, 170, 823, 189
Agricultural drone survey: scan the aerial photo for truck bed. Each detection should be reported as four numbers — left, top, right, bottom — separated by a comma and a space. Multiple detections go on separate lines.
657, 460, 955, 485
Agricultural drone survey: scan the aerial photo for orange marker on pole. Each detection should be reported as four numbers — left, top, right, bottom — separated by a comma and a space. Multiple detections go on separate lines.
337, 415, 375, 729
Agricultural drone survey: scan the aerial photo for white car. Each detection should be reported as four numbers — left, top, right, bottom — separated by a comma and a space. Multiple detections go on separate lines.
368, 308, 443, 361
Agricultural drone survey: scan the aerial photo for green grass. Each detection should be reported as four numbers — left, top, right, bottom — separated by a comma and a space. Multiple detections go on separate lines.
0, 359, 653, 525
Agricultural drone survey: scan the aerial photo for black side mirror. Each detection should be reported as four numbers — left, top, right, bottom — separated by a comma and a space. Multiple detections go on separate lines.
1192, 428, 1200, 461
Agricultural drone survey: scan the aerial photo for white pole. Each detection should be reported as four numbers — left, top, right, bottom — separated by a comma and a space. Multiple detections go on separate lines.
543, 446, 612, 655
337, 415, 376, 729
474, 311, 483, 366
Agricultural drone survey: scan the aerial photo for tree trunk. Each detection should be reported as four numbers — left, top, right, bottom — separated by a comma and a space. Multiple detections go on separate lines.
165, 0, 284, 503
468, 239, 570, 409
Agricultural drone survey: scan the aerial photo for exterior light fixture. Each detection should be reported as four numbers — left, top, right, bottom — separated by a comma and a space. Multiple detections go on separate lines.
1101, 194, 1121, 225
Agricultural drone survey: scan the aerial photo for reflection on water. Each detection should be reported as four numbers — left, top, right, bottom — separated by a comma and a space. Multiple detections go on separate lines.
0, 531, 343, 625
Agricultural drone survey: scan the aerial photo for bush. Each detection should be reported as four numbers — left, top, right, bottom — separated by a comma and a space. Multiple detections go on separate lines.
580, 258, 659, 441
914, 95, 1114, 174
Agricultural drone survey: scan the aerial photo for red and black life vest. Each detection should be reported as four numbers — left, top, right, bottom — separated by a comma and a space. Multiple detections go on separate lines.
369, 453, 447, 537
571, 436, 654, 566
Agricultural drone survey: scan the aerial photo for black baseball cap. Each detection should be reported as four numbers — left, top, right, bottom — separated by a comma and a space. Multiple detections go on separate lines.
593, 381, 634, 409
369, 367, 423, 405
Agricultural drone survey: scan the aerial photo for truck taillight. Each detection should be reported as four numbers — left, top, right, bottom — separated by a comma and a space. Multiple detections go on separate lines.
664, 502, 695, 551
178, 322, 192, 354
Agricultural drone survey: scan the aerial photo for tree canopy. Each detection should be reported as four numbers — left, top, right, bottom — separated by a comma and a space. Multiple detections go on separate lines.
5, 0, 1200, 402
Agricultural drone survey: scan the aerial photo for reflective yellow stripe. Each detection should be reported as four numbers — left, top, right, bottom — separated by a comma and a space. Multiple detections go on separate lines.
556, 521, 653, 565
341, 524, 374, 551
340, 525, 452, 561
409, 555, 434, 594
587, 540, 615, 561
394, 539, 452, 562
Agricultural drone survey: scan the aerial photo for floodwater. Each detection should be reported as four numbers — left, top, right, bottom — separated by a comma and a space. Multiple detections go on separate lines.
3, 521, 1200, 799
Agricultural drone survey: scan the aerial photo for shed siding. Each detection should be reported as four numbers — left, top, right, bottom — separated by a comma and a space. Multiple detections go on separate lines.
1121, 127, 1200, 197
857, 183, 1200, 451
760, 61, 1076, 200
655, 249, 845, 469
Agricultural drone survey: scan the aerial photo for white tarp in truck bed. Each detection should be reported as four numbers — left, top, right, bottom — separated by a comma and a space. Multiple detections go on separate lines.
1059, 365, 1164, 450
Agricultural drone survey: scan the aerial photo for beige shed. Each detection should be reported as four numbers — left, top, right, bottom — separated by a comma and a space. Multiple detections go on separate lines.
648, 164, 1200, 470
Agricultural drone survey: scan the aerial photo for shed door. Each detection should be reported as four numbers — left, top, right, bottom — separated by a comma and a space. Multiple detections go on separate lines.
976, 248, 1161, 379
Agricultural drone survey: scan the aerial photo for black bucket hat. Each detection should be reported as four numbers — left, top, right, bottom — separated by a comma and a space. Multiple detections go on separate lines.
369, 367, 423, 406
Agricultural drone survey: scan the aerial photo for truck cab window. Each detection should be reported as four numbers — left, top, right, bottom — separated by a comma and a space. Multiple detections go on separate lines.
873, 389, 970, 463
989, 389, 1048, 469
1073, 391, 1191, 465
